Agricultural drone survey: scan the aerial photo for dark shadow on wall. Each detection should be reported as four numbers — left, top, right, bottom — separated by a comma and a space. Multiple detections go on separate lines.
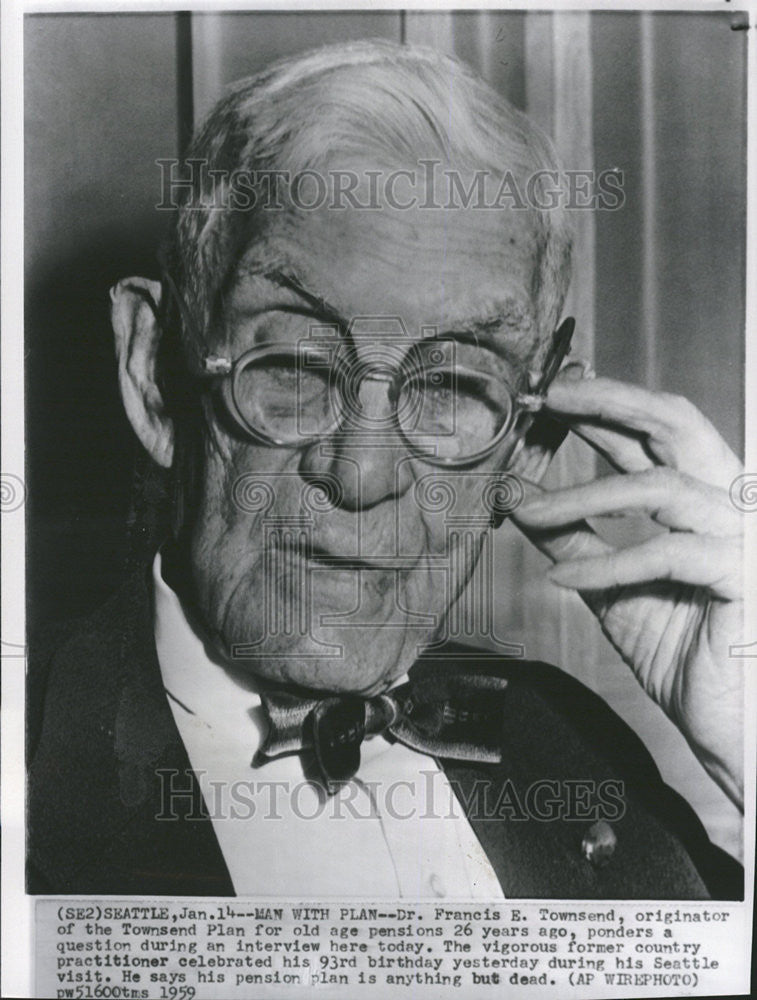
25, 227, 168, 632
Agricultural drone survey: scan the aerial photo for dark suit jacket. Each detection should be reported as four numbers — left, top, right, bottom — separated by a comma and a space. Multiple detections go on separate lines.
27, 566, 743, 899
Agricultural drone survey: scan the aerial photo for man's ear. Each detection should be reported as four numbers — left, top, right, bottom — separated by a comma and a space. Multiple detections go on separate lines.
110, 277, 174, 468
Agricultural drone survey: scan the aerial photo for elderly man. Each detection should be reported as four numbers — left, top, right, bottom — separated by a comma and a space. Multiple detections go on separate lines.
28, 40, 743, 899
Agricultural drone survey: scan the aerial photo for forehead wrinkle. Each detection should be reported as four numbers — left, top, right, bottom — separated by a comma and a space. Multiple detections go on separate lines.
436, 297, 532, 333
248, 205, 535, 286
237, 244, 533, 322
231, 230, 546, 362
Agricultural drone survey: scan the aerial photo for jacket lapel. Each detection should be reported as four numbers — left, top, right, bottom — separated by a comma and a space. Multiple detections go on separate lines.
28, 567, 233, 895
431, 652, 710, 899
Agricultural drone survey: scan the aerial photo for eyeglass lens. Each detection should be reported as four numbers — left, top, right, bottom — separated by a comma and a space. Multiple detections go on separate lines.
232, 339, 519, 461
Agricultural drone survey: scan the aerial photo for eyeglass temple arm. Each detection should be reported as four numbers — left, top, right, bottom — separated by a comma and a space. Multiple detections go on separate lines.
201, 318, 576, 388
204, 356, 233, 375
538, 317, 576, 392
514, 316, 575, 412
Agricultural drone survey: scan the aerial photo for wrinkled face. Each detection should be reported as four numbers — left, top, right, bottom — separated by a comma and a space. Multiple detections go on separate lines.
188, 180, 551, 694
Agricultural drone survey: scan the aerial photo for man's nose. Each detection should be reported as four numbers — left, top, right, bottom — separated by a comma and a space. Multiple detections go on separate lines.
300, 375, 413, 510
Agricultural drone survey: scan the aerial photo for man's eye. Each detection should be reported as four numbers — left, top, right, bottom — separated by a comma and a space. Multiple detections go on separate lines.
250, 363, 331, 406
263, 364, 299, 387
236, 361, 298, 413
426, 370, 496, 408
242, 361, 303, 392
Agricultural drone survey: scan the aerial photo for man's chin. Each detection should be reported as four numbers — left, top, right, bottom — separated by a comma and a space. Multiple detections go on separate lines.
225, 646, 403, 696
214, 575, 431, 692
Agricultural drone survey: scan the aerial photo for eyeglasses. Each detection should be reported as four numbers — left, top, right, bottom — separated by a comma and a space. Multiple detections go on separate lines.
200, 318, 574, 468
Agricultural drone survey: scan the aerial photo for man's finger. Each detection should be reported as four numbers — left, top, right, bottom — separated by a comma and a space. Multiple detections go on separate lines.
511, 480, 613, 563
545, 376, 742, 489
569, 420, 656, 474
547, 533, 742, 600
515, 468, 740, 537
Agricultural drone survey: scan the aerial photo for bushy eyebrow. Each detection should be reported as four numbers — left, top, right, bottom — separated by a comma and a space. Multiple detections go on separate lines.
264, 270, 346, 327
442, 313, 504, 335
228, 263, 345, 325
436, 314, 520, 350
432, 309, 538, 374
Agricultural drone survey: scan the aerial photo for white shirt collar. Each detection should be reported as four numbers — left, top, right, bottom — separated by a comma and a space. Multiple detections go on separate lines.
151, 550, 504, 899
152, 548, 406, 764
153, 549, 268, 750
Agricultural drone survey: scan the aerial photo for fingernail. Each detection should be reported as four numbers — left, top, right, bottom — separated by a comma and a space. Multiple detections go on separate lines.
560, 362, 586, 381
563, 360, 595, 380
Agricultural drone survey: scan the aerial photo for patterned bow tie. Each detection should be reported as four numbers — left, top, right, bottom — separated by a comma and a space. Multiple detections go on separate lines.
257, 664, 510, 792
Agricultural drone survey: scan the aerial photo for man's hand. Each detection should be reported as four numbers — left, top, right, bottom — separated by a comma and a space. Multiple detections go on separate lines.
513, 374, 745, 810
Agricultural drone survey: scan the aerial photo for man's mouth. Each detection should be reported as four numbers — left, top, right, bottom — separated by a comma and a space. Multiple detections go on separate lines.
272, 535, 416, 571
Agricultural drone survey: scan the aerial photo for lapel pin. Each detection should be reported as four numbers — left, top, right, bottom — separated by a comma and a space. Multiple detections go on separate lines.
582, 820, 617, 867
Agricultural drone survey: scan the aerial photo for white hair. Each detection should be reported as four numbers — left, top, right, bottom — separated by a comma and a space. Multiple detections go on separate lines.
163, 38, 572, 358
